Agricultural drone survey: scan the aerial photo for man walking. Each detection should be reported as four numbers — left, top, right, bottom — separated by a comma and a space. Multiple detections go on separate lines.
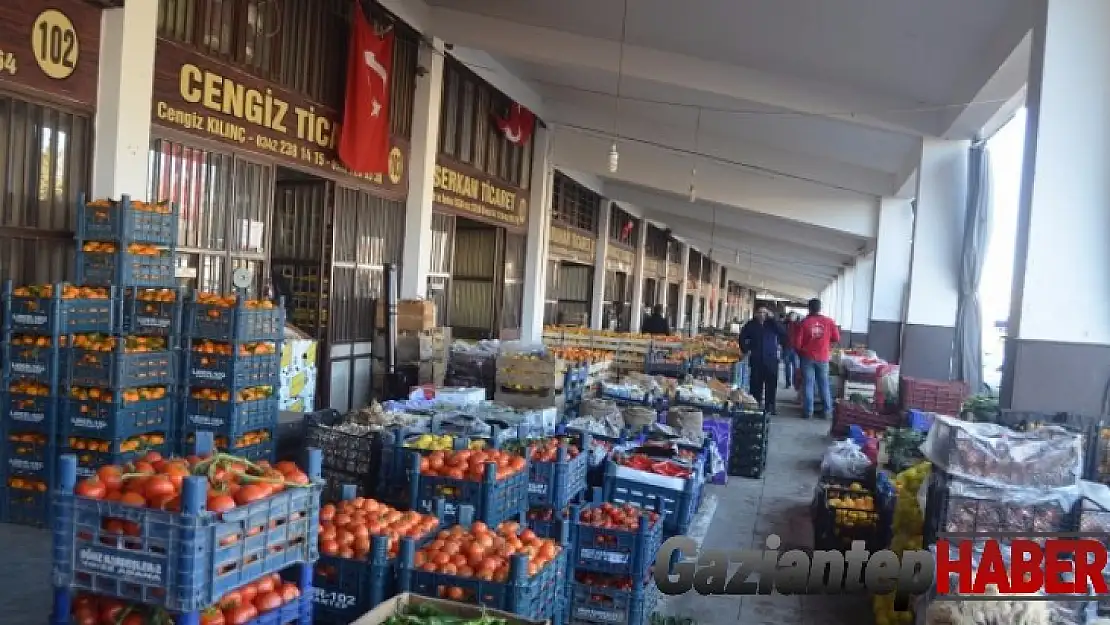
782, 312, 800, 389
739, 306, 787, 415
794, 298, 840, 419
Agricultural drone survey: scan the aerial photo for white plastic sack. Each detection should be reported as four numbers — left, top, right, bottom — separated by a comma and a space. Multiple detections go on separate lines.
820, 440, 872, 479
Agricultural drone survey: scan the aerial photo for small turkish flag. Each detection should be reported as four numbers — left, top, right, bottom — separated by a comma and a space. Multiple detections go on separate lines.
495, 103, 535, 145
620, 221, 634, 239
338, 2, 393, 174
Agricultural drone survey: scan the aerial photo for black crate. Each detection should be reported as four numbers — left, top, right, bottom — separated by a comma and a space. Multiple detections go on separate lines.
812, 474, 894, 552
304, 409, 382, 494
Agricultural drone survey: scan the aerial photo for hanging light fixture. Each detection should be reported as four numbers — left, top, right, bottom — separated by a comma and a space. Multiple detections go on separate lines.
609, 142, 620, 173
608, 0, 628, 174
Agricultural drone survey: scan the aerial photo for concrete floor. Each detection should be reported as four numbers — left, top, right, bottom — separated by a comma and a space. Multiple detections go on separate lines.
0, 388, 871, 624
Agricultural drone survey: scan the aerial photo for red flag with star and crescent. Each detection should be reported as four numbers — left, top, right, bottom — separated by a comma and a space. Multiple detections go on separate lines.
495, 103, 535, 145
338, 2, 393, 174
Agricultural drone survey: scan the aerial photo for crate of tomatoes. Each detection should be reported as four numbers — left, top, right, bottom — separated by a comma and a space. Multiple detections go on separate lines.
604, 451, 703, 536
52, 434, 323, 613
396, 518, 569, 621
570, 571, 659, 625
522, 434, 589, 509
525, 506, 571, 541
571, 499, 663, 580
312, 490, 444, 624
407, 446, 529, 527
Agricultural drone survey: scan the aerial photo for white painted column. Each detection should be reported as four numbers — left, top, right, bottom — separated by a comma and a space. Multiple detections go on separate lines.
1002, 0, 1110, 412
689, 257, 702, 336
629, 222, 649, 333
676, 244, 690, 333
851, 253, 875, 340
521, 126, 554, 343
400, 38, 445, 299
871, 197, 914, 325
590, 201, 612, 330
93, 2, 158, 199
839, 265, 855, 334
901, 138, 969, 378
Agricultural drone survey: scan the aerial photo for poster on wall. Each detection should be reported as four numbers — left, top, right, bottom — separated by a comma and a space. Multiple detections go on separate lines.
0, 2, 102, 106
432, 158, 528, 230
151, 39, 409, 197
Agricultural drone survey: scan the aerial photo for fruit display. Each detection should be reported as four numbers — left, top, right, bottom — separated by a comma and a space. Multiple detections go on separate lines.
546, 346, 613, 363
133, 288, 177, 303
577, 502, 660, 531
9, 380, 52, 396
8, 333, 67, 348
526, 436, 581, 462
71, 334, 168, 353
69, 385, 169, 404
189, 386, 274, 403
318, 498, 440, 559
68, 581, 302, 625
412, 521, 563, 583
613, 453, 693, 479
195, 292, 276, 309
826, 482, 878, 528
11, 283, 111, 299
80, 242, 165, 256
191, 340, 278, 357
87, 197, 174, 214
873, 462, 930, 625
404, 433, 486, 451
183, 429, 273, 452
417, 449, 527, 481
374, 601, 528, 625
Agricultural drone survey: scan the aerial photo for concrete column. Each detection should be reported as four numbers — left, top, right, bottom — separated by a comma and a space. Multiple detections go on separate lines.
901, 138, 970, 379
589, 201, 612, 330
400, 39, 445, 299
689, 257, 702, 336
676, 244, 690, 333
521, 126, 554, 343
839, 265, 855, 337
629, 222, 649, 333
869, 197, 914, 363
851, 253, 875, 348
1002, 0, 1110, 413
92, 2, 158, 198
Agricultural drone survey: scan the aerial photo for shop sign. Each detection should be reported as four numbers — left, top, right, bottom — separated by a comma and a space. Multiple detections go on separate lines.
606, 246, 635, 273
667, 264, 682, 282
687, 278, 699, 292
643, 258, 664, 277
0, 2, 101, 106
549, 226, 595, 264
151, 40, 408, 196
433, 159, 526, 228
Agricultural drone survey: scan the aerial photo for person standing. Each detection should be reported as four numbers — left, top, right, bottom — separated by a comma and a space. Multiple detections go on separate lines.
782, 312, 800, 389
642, 304, 671, 335
794, 298, 840, 419
739, 306, 787, 415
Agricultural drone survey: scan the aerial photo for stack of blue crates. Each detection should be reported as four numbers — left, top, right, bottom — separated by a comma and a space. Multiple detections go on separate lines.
180, 292, 285, 462
1, 282, 117, 526
62, 196, 182, 481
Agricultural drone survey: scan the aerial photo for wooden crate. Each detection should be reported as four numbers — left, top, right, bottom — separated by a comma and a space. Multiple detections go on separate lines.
375, 299, 436, 332
496, 355, 569, 389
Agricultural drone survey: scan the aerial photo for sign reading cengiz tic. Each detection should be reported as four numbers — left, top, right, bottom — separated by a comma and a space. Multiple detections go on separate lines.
151, 40, 407, 197
433, 160, 527, 229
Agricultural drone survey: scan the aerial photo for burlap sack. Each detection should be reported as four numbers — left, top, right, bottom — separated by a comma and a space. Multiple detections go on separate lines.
622, 406, 657, 432
580, 398, 618, 420
667, 406, 704, 440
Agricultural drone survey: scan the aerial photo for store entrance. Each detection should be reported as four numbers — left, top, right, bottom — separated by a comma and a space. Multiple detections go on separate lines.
450, 217, 503, 340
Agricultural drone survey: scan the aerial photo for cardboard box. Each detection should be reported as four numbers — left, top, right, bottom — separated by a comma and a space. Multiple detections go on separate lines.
352, 593, 549, 625
279, 366, 317, 401
373, 327, 451, 363
375, 300, 437, 333
435, 387, 488, 405
279, 394, 314, 412
281, 337, 318, 372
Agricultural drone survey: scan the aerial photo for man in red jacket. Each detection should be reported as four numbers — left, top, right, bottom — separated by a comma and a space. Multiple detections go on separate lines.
793, 298, 840, 419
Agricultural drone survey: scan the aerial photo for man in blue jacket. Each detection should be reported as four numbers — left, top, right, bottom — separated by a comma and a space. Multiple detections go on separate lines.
739, 306, 788, 415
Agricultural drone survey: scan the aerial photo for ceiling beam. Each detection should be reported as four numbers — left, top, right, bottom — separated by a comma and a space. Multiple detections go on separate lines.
555, 131, 880, 239
608, 181, 870, 257
547, 98, 899, 197
429, 7, 938, 137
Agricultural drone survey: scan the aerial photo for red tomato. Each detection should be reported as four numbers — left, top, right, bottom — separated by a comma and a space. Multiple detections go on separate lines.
71, 606, 97, 625
280, 582, 301, 603
200, 608, 227, 625
254, 591, 283, 613
98, 600, 125, 624
234, 484, 270, 506
224, 604, 258, 625
74, 478, 107, 499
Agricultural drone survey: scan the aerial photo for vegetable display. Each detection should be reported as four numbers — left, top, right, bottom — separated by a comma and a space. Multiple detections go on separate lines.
577, 502, 660, 531
405, 434, 486, 452
195, 293, 276, 309
526, 437, 580, 462
417, 449, 527, 481
12, 283, 110, 299
65, 578, 302, 625
318, 498, 440, 559
613, 453, 692, 479
413, 521, 563, 585
379, 602, 516, 625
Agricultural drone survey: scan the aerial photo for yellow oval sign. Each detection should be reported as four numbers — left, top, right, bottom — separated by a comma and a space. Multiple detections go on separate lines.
387, 147, 404, 184
31, 9, 79, 80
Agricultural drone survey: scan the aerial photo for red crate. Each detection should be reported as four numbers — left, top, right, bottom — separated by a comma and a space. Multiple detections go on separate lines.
900, 377, 968, 415
832, 400, 902, 437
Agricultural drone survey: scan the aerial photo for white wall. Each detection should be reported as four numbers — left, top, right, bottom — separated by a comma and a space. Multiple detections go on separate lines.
871, 197, 914, 322
852, 252, 875, 334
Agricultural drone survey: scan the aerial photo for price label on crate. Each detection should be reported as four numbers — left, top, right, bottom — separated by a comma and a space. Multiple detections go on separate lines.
9, 458, 44, 473
70, 417, 108, 431
10, 313, 47, 326
579, 548, 629, 564
575, 608, 622, 623
187, 414, 227, 428
136, 316, 171, 329
191, 369, 228, 381
11, 362, 46, 375
77, 546, 167, 586
10, 410, 45, 425
310, 588, 358, 611
528, 482, 548, 495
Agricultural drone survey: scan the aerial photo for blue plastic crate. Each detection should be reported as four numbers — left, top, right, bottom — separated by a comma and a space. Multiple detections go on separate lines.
61, 436, 173, 479
68, 345, 176, 388
2, 281, 117, 335
63, 391, 173, 439
78, 195, 179, 246
5, 431, 56, 479
4, 340, 65, 386
2, 484, 51, 527
568, 578, 658, 625
182, 396, 279, 438
3, 391, 60, 432
187, 347, 281, 389
570, 503, 662, 579
77, 247, 177, 288
526, 508, 570, 540
528, 438, 589, 508
398, 541, 567, 621
907, 409, 935, 433
120, 289, 184, 337
182, 429, 277, 464
52, 448, 323, 613
407, 452, 528, 527
185, 295, 285, 342
603, 459, 703, 536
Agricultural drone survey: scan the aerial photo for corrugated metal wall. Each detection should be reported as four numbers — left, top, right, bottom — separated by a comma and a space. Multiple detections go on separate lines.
502, 232, 525, 336
0, 96, 90, 285
451, 227, 498, 335
272, 181, 330, 337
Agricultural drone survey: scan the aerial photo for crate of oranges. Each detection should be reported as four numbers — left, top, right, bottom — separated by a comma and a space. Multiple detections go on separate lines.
188, 339, 281, 390
62, 432, 171, 478
4, 381, 59, 431
4, 333, 68, 385
120, 287, 183, 337
2, 281, 116, 335
184, 385, 278, 437
186, 292, 285, 342
5, 475, 51, 526
407, 445, 530, 527
64, 385, 173, 440
182, 426, 275, 461
79, 195, 179, 246
67, 334, 176, 388
77, 240, 176, 288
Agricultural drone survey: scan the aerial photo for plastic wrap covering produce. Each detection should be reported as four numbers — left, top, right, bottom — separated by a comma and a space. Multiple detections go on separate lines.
879, 365, 901, 406
599, 381, 651, 402
445, 340, 499, 386
622, 406, 658, 431
643, 422, 724, 478
821, 439, 873, 480
667, 406, 704, 440
918, 472, 1081, 538
346, 401, 430, 430
922, 414, 1084, 488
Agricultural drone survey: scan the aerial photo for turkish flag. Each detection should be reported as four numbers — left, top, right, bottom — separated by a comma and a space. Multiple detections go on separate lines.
338, 2, 393, 174
495, 103, 535, 145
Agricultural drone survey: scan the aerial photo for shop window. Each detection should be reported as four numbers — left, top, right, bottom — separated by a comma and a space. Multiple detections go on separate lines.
609, 205, 639, 247
0, 96, 90, 285
550, 172, 599, 234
